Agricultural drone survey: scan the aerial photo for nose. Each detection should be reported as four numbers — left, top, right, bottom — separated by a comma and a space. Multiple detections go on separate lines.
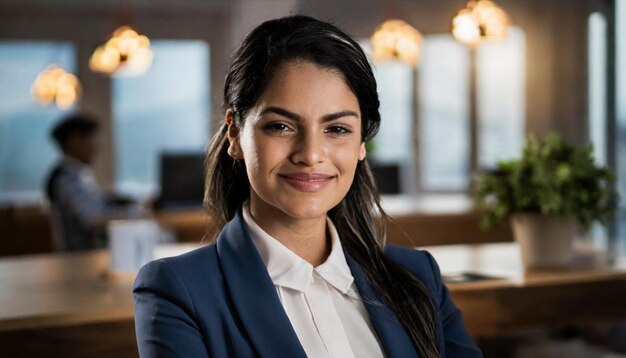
291, 130, 325, 166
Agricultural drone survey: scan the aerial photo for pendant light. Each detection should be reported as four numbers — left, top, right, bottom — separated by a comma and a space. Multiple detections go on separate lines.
89, 25, 153, 76
31, 65, 82, 109
451, 0, 510, 46
371, 19, 423, 65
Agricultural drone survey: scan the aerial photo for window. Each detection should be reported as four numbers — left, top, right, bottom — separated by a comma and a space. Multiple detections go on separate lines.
366, 48, 415, 193
477, 27, 526, 169
419, 34, 470, 191
112, 40, 210, 199
616, 0, 626, 254
0, 42, 76, 204
588, 12, 610, 249
589, 12, 608, 168
361, 28, 526, 195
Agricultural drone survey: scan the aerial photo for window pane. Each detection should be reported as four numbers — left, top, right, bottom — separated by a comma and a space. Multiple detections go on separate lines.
588, 13, 608, 167
477, 26, 526, 168
0, 42, 76, 204
617, 0, 626, 254
588, 12, 610, 249
359, 41, 414, 194
372, 64, 413, 165
420, 34, 470, 191
113, 40, 210, 199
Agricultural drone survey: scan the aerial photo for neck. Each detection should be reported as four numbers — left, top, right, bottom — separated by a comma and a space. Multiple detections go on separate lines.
63, 155, 85, 166
249, 197, 330, 266
64, 153, 89, 165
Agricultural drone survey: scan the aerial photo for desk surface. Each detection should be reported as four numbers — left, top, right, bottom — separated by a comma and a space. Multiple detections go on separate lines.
0, 250, 134, 332
426, 242, 626, 288
424, 243, 626, 337
1, 243, 626, 337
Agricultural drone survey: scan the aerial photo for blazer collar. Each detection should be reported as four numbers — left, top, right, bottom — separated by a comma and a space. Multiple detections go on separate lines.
345, 254, 420, 358
216, 210, 307, 358
216, 210, 419, 358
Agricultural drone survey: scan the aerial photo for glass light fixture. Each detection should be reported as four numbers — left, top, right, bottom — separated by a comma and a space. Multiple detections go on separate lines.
371, 19, 423, 65
31, 65, 81, 109
89, 25, 153, 76
451, 0, 510, 46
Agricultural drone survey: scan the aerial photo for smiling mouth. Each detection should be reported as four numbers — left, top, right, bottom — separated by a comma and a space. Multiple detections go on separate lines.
278, 173, 335, 192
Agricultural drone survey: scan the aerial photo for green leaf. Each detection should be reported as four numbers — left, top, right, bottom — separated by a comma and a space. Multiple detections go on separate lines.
472, 132, 619, 231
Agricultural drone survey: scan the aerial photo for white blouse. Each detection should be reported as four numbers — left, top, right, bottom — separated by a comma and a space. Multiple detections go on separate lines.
242, 202, 385, 358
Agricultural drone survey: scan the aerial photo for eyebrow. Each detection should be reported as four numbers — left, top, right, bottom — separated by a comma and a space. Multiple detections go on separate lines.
259, 106, 359, 123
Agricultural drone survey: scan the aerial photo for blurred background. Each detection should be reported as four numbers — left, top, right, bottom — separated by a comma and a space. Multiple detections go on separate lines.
0, 0, 625, 357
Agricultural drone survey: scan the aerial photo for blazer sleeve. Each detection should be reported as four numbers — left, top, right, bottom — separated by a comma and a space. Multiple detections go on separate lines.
133, 259, 209, 357
423, 250, 483, 357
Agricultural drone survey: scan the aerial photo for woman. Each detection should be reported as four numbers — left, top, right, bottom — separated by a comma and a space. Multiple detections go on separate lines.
134, 15, 481, 358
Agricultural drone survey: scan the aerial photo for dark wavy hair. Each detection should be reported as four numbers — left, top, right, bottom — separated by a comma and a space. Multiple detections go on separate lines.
51, 113, 99, 150
204, 15, 439, 357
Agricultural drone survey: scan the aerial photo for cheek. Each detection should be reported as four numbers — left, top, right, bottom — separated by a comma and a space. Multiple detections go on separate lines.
333, 141, 362, 173
239, 126, 260, 164
240, 130, 285, 180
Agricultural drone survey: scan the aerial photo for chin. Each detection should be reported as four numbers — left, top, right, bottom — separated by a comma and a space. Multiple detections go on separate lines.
277, 197, 336, 220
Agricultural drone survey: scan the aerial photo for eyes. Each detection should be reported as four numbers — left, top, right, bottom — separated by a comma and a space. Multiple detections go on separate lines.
262, 122, 290, 133
261, 121, 354, 137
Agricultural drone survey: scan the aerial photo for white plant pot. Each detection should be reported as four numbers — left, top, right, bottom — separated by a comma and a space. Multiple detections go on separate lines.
510, 213, 576, 269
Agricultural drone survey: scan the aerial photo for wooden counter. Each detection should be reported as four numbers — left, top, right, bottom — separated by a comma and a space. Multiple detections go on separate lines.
2, 243, 625, 356
0, 251, 133, 333
0, 250, 137, 357
154, 209, 213, 243
424, 243, 626, 338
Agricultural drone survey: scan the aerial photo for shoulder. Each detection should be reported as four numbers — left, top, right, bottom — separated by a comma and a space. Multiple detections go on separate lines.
47, 162, 73, 186
383, 244, 442, 294
136, 243, 220, 280
134, 245, 222, 357
134, 243, 222, 300
383, 244, 440, 278
383, 244, 435, 269
48, 162, 82, 191
46, 162, 84, 201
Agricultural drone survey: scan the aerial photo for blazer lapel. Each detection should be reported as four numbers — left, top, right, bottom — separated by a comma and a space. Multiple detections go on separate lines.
216, 211, 307, 358
346, 254, 420, 358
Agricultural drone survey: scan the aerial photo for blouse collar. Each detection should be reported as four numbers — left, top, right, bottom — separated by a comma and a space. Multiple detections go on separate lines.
242, 201, 356, 297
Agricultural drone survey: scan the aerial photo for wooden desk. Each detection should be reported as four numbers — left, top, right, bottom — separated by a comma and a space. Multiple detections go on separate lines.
383, 195, 514, 247
0, 251, 133, 333
0, 250, 137, 357
0, 243, 201, 331
1, 243, 625, 356
425, 243, 626, 338
155, 209, 213, 243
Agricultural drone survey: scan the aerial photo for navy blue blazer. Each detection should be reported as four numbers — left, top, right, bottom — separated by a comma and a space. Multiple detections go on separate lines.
133, 211, 481, 357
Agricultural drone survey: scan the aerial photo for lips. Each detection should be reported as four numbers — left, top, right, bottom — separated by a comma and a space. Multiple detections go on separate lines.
278, 172, 335, 192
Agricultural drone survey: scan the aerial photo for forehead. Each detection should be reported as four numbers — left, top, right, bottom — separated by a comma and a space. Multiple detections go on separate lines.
255, 61, 360, 116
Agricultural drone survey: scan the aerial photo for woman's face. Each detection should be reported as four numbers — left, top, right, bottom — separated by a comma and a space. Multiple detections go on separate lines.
227, 60, 366, 221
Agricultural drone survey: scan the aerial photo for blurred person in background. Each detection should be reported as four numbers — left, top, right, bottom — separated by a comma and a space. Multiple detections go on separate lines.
45, 113, 145, 251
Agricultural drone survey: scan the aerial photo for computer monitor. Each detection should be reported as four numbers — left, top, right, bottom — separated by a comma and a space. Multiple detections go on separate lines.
157, 152, 205, 209
370, 163, 401, 194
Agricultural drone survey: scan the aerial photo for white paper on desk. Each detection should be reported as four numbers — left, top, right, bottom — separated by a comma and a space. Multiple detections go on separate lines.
107, 219, 159, 272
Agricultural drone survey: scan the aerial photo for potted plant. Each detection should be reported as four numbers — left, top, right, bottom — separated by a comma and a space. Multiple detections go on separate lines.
473, 133, 618, 268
